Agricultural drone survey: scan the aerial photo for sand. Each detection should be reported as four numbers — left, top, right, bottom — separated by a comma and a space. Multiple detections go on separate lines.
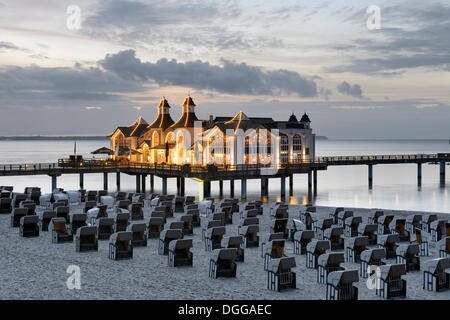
0, 201, 449, 300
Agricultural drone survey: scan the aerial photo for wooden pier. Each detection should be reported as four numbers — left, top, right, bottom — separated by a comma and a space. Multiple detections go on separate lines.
0, 153, 448, 200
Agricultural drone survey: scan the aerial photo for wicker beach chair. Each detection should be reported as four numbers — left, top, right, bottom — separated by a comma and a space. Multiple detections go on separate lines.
187, 209, 200, 227
70, 213, 87, 235
19, 215, 39, 237
377, 234, 400, 259
127, 223, 147, 247
109, 231, 133, 260
0, 198, 12, 214
202, 219, 224, 240
389, 217, 409, 242
97, 217, 114, 240
84, 201, 97, 213
368, 210, 384, 224
50, 217, 73, 243
220, 206, 233, 225
184, 196, 195, 206
55, 206, 70, 223
318, 253, 345, 284
344, 216, 363, 237
240, 217, 259, 228
158, 229, 183, 255
41, 211, 56, 231
166, 221, 184, 234
263, 239, 285, 271
12, 193, 27, 209
267, 257, 296, 292
314, 218, 333, 240
148, 217, 165, 239
75, 226, 98, 252
421, 214, 438, 233
288, 219, 306, 241
430, 219, 448, 242
376, 264, 407, 299
240, 224, 259, 248
150, 210, 166, 224
114, 191, 127, 201
438, 237, 450, 258
410, 228, 429, 256
10, 208, 28, 227
360, 248, 386, 278
128, 202, 144, 221
306, 240, 330, 269
406, 214, 422, 234
323, 227, 344, 251
209, 248, 237, 279
173, 196, 185, 213
270, 218, 289, 239
86, 190, 97, 202
223, 236, 244, 262
345, 236, 369, 263
357, 223, 378, 245
179, 215, 193, 235
168, 239, 193, 267
21, 201, 36, 216
293, 230, 315, 255
114, 212, 130, 232
337, 210, 353, 228
396, 244, 420, 272
423, 258, 450, 292
205, 226, 226, 252
377, 214, 394, 235
326, 270, 359, 300
329, 207, 344, 224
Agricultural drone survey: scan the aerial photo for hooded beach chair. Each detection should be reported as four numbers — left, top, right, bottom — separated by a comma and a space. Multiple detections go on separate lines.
377, 234, 400, 259
288, 219, 306, 241
109, 231, 133, 260
13, 193, 27, 208
30, 190, 41, 204
303, 211, 318, 231
344, 216, 362, 237
187, 209, 200, 227
148, 217, 165, 239
267, 257, 296, 292
129, 202, 143, 221
317, 253, 345, 284
389, 217, 409, 242
70, 213, 87, 234
114, 212, 130, 232
84, 200, 97, 213
423, 257, 450, 292
430, 219, 448, 242
270, 218, 288, 239
368, 210, 384, 224
345, 236, 369, 263
241, 208, 257, 220
0, 198, 12, 214
168, 239, 193, 267
376, 264, 407, 299
438, 236, 450, 258
154, 205, 172, 219
337, 210, 353, 228
273, 207, 289, 219
50, 217, 73, 243
39, 194, 52, 210
11, 208, 28, 227
223, 236, 244, 262
421, 214, 438, 233
185, 204, 198, 212
306, 240, 330, 269
150, 210, 166, 224
75, 226, 98, 252
293, 230, 315, 255
67, 191, 81, 206
41, 211, 56, 231
377, 214, 394, 235
315, 218, 333, 240
86, 190, 97, 202
116, 199, 130, 211
19, 215, 39, 237
212, 212, 226, 225
184, 196, 195, 206
97, 190, 108, 199
406, 214, 422, 234
326, 270, 359, 300
357, 223, 378, 245
209, 248, 237, 279
240, 217, 259, 228
166, 221, 184, 234
396, 244, 420, 272
240, 224, 259, 248
220, 206, 233, 224
179, 215, 193, 235
263, 239, 285, 271
410, 228, 429, 256
21, 202, 36, 216
158, 229, 183, 255
205, 226, 226, 251
324, 227, 344, 251
55, 206, 70, 223
202, 219, 224, 240
360, 248, 386, 278
173, 196, 185, 213
97, 217, 114, 240
328, 207, 344, 224
114, 191, 127, 201
127, 223, 147, 247
161, 201, 174, 217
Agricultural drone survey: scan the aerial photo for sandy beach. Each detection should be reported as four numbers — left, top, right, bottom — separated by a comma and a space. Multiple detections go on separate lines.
0, 202, 448, 300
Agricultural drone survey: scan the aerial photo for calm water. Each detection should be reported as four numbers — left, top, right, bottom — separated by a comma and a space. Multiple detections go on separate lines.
0, 139, 449, 213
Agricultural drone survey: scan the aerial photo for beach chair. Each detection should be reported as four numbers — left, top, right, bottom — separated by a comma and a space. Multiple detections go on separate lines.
377, 214, 394, 235
209, 248, 237, 279
114, 192, 127, 201
50, 217, 73, 243
148, 217, 165, 239
161, 201, 174, 217
41, 211, 56, 231
368, 210, 384, 224
360, 248, 386, 278
423, 258, 450, 292
271, 203, 288, 216
166, 221, 184, 234
326, 270, 359, 300
221, 206, 233, 224
39, 194, 52, 210
357, 223, 378, 245
267, 257, 296, 292
344, 216, 363, 237
240, 225, 259, 248
430, 219, 448, 242
389, 217, 409, 242
70, 213, 87, 234
51, 201, 65, 211
0, 198, 12, 214
406, 214, 422, 234
306, 240, 330, 269
303, 211, 318, 231
97, 190, 108, 200
21, 202, 36, 216
288, 219, 306, 241
116, 200, 131, 212
421, 214, 438, 233
173, 196, 185, 213
154, 205, 172, 219
211, 212, 226, 225
273, 208, 289, 219
79, 189, 86, 203
293, 230, 315, 255
377, 234, 400, 259
67, 191, 81, 206
97, 218, 114, 240
270, 218, 289, 239
345, 236, 369, 263
128, 203, 143, 221
109, 232, 133, 260
55, 206, 70, 223
318, 253, 345, 284
337, 210, 353, 228
324, 227, 344, 251
187, 209, 200, 227
13, 194, 27, 209
223, 236, 244, 262
179, 215, 193, 235
168, 239, 193, 267
158, 229, 183, 255
205, 226, 226, 251
263, 239, 285, 271
410, 228, 429, 256
75, 226, 98, 252
150, 210, 166, 224
19, 215, 39, 237
184, 196, 195, 206
438, 237, 450, 258
329, 207, 344, 224
240, 217, 259, 228
250, 200, 263, 215
185, 204, 198, 212
11, 208, 28, 227
30, 190, 41, 204
376, 264, 407, 299
84, 201, 97, 213
396, 244, 420, 272
202, 220, 224, 240
86, 190, 97, 202
114, 212, 130, 232
314, 218, 333, 240
127, 223, 147, 247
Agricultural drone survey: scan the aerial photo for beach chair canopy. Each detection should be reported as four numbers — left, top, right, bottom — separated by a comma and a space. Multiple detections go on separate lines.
430, 219, 448, 231
438, 237, 450, 251
224, 236, 244, 247
327, 270, 359, 287
377, 234, 400, 246
13, 208, 28, 216
169, 238, 193, 251
307, 240, 330, 253
212, 248, 237, 263
379, 264, 406, 280
71, 213, 87, 223
205, 226, 226, 238
423, 214, 438, 224
149, 217, 164, 226
20, 215, 39, 225
127, 223, 146, 233
76, 226, 97, 237
361, 248, 386, 262
324, 227, 344, 238
240, 224, 259, 235
98, 217, 114, 226
358, 223, 377, 234
49, 217, 68, 232
109, 231, 132, 244
264, 239, 285, 256
268, 232, 284, 241
292, 219, 305, 231
179, 215, 193, 223
345, 216, 362, 226
369, 210, 384, 219
318, 252, 345, 266
167, 221, 184, 230
160, 229, 183, 241
268, 256, 296, 273
423, 258, 450, 274
338, 210, 353, 220
346, 236, 369, 249
406, 214, 422, 225
206, 220, 224, 229
294, 230, 315, 241
316, 218, 333, 229
396, 243, 419, 256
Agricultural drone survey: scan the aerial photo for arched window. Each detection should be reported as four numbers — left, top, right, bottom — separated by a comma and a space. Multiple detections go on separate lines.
293, 134, 302, 163
165, 132, 175, 143
280, 135, 289, 163
152, 131, 159, 147
176, 131, 185, 164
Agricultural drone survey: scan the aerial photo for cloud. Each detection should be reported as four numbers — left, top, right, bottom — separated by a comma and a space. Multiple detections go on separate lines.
99, 50, 319, 97
133, 106, 142, 110
331, 106, 383, 110
415, 104, 439, 109
85, 106, 102, 110
337, 81, 363, 99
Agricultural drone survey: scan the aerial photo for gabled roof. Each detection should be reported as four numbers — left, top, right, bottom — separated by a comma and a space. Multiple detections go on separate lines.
300, 113, 311, 123
205, 111, 270, 135
109, 117, 149, 138
138, 140, 152, 149
148, 98, 175, 130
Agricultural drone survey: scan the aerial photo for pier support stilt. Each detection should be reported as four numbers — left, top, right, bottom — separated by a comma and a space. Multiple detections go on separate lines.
307, 172, 312, 200
280, 176, 286, 202
219, 180, 223, 198
176, 177, 181, 196
150, 174, 154, 193
79, 173, 84, 190
368, 164, 373, 189
141, 175, 146, 194
116, 172, 121, 191
289, 174, 293, 197
199, 180, 211, 200
261, 177, 269, 201
230, 180, 235, 198
103, 172, 108, 191
313, 170, 317, 196
51, 175, 57, 191
136, 175, 141, 193
162, 177, 167, 195
180, 177, 185, 196
440, 162, 446, 187
241, 179, 247, 201
417, 163, 422, 187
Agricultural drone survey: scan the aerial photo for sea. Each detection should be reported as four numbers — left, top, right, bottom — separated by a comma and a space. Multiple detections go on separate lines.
0, 139, 449, 213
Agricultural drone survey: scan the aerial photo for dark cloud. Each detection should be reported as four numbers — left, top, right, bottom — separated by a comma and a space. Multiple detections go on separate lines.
99, 50, 319, 97
337, 81, 363, 99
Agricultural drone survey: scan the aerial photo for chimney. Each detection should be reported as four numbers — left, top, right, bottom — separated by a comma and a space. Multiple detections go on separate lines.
209, 115, 214, 128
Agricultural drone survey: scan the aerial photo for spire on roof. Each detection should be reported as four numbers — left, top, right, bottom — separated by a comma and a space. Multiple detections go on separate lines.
158, 97, 171, 109
288, 113, 298, 123
300, 113, 311, 123
183, 95, 196, 107
131, 116, 148, 126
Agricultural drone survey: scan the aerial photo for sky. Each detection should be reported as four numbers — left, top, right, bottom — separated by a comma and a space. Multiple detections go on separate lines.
0, 0, 449, 138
